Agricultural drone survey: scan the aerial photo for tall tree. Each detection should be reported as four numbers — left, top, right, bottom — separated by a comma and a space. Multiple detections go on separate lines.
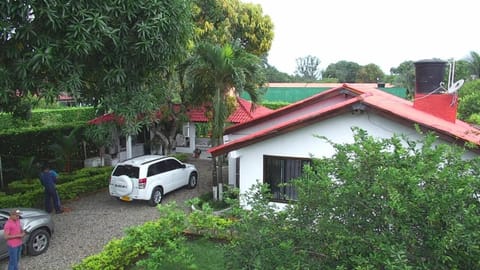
192, 0, 274, 56
322, 60, 361, 83
356, 63, 385, 83
149, 0, 274, 155
451, 59, 472, 81
178, 42, 266, 200
0, 0, 193, 134
294, 55, 321, 81
390, 61, 415, 98
457, 79, 480, 124
264, 63, 294, 82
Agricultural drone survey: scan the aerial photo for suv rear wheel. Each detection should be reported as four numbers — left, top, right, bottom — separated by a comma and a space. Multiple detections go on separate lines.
148, 187, 163, 206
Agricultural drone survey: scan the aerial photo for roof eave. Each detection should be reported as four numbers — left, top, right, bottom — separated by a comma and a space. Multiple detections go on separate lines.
209, 98, 359, 157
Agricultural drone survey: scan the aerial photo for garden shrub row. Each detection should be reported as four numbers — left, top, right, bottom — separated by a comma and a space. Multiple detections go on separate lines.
0, 107, 98, 185
72, 203, 190, 270
6, 167, 112, 194
0, 166, 112, 208
72, 202, 236, 269
0, 107, 95, 133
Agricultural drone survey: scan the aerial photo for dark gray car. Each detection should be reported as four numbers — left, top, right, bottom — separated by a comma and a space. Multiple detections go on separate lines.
0, 208, 54, 260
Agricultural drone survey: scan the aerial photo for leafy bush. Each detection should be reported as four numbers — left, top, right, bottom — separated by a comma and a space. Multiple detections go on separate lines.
186, 202, 236, 240
0, 107, 95, 132
189, 187, 238, 211
458, 79, 480, 122
260, 101, 290, 110
170, 152, 189, 162
226, 129, 480, 270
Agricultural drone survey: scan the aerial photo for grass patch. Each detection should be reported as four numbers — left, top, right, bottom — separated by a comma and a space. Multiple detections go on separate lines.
129, 238, 227, 270
187, 238, 227, 269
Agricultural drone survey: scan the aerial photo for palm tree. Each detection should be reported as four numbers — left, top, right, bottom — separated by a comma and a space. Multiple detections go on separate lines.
178, 42, 266, 200
49, 128, 81, 172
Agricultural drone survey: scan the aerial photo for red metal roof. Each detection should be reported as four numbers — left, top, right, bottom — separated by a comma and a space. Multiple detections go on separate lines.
209, 84, 480, 156
88, 97, 272, 125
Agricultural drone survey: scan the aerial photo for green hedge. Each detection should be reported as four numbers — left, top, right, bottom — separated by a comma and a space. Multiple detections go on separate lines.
0, 166, 112, 209
0, 107, 98, 186
6, 167, 111, 194
72, 203, 189, 270
261, 101, 290, 110
0, 107, 95, 133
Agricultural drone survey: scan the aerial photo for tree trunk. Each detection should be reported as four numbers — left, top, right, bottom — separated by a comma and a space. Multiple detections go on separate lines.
153, 121, 177, 155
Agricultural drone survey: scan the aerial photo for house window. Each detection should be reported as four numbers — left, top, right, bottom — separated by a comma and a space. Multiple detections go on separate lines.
264, 155, 311, 202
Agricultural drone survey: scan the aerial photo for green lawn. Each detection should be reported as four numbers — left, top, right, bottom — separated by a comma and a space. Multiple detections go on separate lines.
130, 238, 227, 270
187, 238, 227, 269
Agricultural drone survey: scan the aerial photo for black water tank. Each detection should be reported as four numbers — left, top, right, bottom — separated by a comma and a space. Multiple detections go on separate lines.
414, 59, 446, 94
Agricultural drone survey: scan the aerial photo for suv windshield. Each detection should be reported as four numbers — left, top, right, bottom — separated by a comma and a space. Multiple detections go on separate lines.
113, 165, 140, 178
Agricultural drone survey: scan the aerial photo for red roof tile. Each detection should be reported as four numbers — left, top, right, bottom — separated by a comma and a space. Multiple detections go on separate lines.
88, 97, 272, 125
228, 97, 273, 123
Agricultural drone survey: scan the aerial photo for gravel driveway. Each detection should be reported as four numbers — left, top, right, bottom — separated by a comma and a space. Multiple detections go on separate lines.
1, 159, 213, 270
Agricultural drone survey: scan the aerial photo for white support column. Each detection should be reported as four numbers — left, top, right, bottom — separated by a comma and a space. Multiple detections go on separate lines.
126, 135, 133, 159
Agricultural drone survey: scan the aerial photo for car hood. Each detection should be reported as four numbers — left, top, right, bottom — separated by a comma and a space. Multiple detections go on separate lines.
184, 163, 196, 169
2, 208, 50, 219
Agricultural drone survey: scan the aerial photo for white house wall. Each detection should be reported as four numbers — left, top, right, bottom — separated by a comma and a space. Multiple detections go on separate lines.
230, 111, 468, 199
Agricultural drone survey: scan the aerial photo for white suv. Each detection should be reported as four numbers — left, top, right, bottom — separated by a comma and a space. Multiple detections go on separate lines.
109, 155, 198, 206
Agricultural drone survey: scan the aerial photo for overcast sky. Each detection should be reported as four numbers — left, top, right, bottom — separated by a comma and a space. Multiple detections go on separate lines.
247, 0, 479, 75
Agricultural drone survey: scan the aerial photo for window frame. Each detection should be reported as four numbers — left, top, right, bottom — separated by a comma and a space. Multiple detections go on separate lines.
263, 155, 311, 202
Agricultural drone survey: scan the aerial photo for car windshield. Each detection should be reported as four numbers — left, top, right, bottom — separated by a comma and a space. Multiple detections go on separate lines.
113, 165, 139, 178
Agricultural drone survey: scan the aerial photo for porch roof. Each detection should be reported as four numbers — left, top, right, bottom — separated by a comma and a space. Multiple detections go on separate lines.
88, 97, 272, 125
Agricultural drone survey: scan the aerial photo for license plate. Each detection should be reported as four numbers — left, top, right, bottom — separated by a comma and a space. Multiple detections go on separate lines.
120, 196, 132, 201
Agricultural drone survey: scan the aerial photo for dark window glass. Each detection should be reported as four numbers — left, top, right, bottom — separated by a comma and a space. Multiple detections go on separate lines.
147, 162, 162, 177
264, 156, 310, 202
164, 159, 182, 171
156, 161, 169, 174
113, 165, 139, 178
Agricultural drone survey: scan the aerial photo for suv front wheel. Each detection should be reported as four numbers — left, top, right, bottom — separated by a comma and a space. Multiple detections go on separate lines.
187, 173, 197, 189
148, 187, 163, 206
27, 228, 50, 256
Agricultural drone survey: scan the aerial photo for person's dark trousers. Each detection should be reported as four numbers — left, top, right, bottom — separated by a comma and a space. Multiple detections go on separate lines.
44, 189, 62, 213
7, 245, 22, 270
55, 190, 62, 210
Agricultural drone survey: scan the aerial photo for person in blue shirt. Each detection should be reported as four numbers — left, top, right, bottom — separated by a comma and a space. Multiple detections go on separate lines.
39, 164, 63, 214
